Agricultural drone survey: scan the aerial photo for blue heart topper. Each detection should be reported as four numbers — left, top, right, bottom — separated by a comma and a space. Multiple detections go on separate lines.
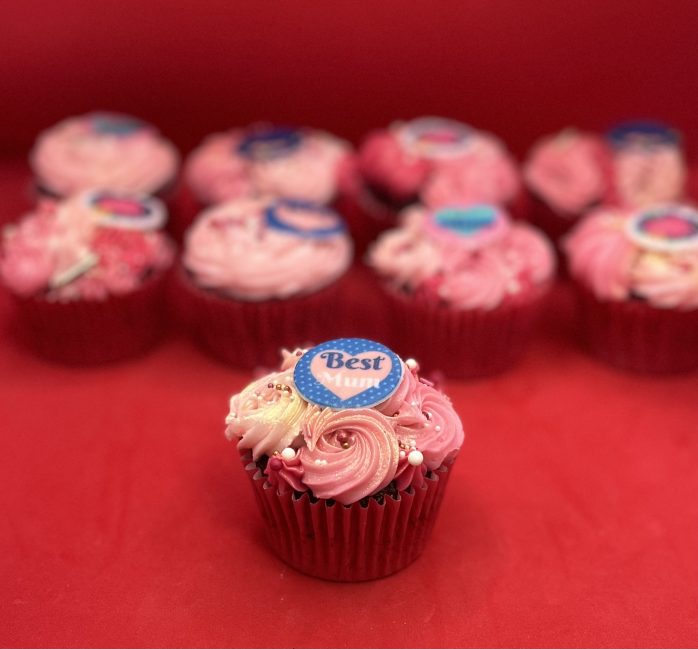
84, 190, 167, 231
265, 199, 346, 239
90, 113, 145, 136
627, 205, 698, 252
426, 204, 509, 249
293, 338, 404, 410
606, 120, 680, 148
237, 127, 302, 160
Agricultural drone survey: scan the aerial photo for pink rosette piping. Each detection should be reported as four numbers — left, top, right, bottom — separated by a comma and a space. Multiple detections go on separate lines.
299, 407, 399, 505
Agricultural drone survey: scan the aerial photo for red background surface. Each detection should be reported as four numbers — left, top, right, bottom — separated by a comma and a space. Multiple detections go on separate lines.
2, 2, 698, 647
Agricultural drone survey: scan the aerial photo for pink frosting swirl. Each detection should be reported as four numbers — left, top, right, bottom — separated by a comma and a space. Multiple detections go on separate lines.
421, 135, 520, 207
299, 407, 399, 504
30, 113, 179, 197
367, 204, 555, 310
358, 119, 520, 207
365, 207, 443, 290
375, 359, 422, 424
264, 452, 306, 494
0, 202, 92, 297
564, 208, 635, 300
358, 129, 432, 202
401, 381, 464, 470
0, 194, 173, 301
225, 370, 308, 460
183, 198, 352, 300
185, 126, 350, 205
612, 144, 686, 208
377, 360, 462, 476
631, 251, 698, 309
394, 455, 427, 491
565, 206, 698, 308
524, 130, 610, 214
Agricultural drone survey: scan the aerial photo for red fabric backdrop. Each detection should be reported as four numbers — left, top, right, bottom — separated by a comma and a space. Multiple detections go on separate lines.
2, 2, 698, 647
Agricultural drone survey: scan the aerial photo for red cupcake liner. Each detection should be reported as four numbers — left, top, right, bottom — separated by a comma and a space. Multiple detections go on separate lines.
242, 451, 453, 582
382, 283, 551, 379
11, 268, 171, 365
574, 283, 698, 373
170, 264, 351, 370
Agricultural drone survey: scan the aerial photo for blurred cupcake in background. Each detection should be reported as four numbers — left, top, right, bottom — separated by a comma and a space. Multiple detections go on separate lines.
564, 203, 698, 373
0, 191, 175, 364
367, 202, 555, 378
182, 124, 351, 237
524, 121, 687, 244
173, 197, 353, 369
340, 117, 521, 253
523, 129, 612, 242
30, 112, 180, 199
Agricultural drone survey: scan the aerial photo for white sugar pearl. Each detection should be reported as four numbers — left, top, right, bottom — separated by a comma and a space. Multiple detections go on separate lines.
280, 447, 296, 461
399, 450, 406, 458
408, 450, 424, 466
405, 358, 419, 371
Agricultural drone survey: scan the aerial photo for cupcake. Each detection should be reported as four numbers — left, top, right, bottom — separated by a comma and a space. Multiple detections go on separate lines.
341, 117, 521, 253
30, 112, 180, 199
524, 122, 687, 243
564, 203, 698, 373
225, 338, 464, 581
523, 129, 612, 242
181, 124, 350, 235
173, 197, 353, 369
0, 191, 175, 364
367, 203, 556, 378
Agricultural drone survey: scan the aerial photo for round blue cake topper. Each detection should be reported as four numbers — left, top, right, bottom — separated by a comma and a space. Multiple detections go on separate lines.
265, 199, 346, 239
606, 120, 680, 148
90, 113, 145, 136
237, 127, 302, 160
293, 338, 404, 410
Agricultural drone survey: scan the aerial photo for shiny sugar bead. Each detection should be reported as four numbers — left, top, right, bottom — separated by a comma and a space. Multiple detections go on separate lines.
407, 450, 424, 466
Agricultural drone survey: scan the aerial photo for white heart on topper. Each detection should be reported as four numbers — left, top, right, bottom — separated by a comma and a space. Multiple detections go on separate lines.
309, 350, 393, 402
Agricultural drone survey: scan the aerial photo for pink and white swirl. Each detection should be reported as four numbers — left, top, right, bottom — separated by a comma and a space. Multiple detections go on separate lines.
225, 371, 308, 459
